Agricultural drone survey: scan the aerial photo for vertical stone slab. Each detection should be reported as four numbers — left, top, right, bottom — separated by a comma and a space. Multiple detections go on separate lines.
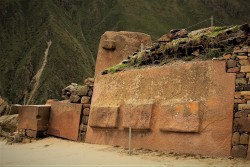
47, 102, 82, 141
18, 105, 50, 131
95, 31, 152, 74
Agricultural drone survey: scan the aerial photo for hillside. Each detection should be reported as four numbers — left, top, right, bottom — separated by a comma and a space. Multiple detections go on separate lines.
0, 0, 249, 104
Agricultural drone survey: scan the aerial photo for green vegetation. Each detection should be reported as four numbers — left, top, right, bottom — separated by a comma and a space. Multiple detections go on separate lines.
207, 26, 228, 37
0, 0, 250, 104
103, 24, 244, 74
106, 63, 130, 74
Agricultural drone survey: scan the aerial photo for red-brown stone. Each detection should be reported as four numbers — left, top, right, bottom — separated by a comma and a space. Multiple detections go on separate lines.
234, 99, 246, 104
86, 61, 235, 157
159, 101, 200, 133
95, 31, 152, 74
88, 106, 119, 128
227, 67, 240, 73
233, 117, 250, 132
18, 105, 50, 131
231, 145, 248, 158
247, 139, 250, 159
223, 53, 232, 60
47, 102, 82, 141
244, 95, 250, 99
122, 103, 153, 130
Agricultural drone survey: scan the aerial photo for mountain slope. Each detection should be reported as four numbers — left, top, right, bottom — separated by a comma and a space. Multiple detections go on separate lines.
0, 0, 249, 104
0, 0, 95, 104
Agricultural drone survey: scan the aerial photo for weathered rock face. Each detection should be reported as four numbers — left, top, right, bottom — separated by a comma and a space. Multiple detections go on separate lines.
0, 114, 18, 133
95, 31, 152, 74
0, 97, 10, 116
86, 60, 235, 157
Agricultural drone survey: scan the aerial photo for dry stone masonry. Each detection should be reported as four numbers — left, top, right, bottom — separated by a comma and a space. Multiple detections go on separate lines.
225, 45, 250, 159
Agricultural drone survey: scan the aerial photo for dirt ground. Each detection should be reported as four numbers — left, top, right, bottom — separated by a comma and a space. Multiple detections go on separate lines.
0, 137, 249, 167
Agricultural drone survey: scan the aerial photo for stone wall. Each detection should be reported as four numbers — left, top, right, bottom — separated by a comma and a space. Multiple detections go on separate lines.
61, 78, 94, 141
12, 78, 95, 142
225, 45, 250, 159
86, 60, 236, 157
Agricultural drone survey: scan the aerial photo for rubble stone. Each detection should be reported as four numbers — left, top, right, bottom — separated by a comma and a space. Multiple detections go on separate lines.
227, 67, 240, 73
247, 140, 250, 159
223, 53, 232, 59
234, 99, 246, 104
69, 95, 81, 103
83, 108, 90, 116
79, 124, 87, 132
232, 132, 240, 145
239, 60, 250, 66
246, 73, 250, 78
82, 116, 89, 125
81, 96, 90, 104
236, 78, 247, 85
240, 66, 250, 72
26, 129, 37, 138
240, 133, 249, 144
234, 92, 242, 99
237, 56, 248, 60
238, 104, 250, 110
73, 85, 88, 96
235, 111, 250, 118
227, 60, 237, 68
244, 95, 250, 99
234, 117, 250, 132
231, 145, 247, 158
84, 78, 94, 86
83, 104, 91, 108
236, 73, 245, 78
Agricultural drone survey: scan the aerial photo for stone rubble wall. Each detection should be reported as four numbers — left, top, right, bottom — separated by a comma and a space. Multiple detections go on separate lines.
62, 77, 94, 141
225, 45, 250, 159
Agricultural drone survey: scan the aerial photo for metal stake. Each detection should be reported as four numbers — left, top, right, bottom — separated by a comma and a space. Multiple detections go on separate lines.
128, 127, 132, 155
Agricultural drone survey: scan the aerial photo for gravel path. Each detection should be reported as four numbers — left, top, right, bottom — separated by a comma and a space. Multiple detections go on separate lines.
0, 137, 249, 167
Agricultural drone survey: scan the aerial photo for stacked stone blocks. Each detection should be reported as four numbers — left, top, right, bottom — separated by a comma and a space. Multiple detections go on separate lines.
225, 45, 250, 159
